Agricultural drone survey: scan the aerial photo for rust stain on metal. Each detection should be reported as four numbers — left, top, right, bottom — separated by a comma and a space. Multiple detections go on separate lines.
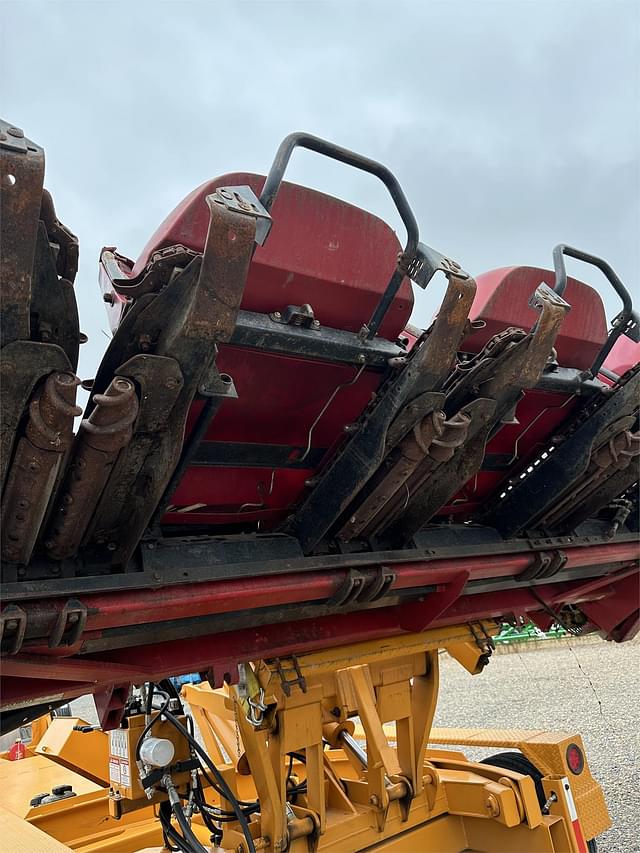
0, 120, 45, 345
385, 273, 476, 449
1, 372, 81, 564
184, 196, 257, 341
44, 376, 139, 560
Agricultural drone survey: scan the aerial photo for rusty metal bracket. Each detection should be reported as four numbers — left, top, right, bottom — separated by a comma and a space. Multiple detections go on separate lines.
80, 199, 255, 565
210, 185, 272, 245
43, 376, 140, 561
101, 245, 198, 301
0, 604, 27, 655
48, 598, 88, 649
468, 621, 496, 665
386, 398, 496, 546
408, 242, 470, 289
0, 341, 76, 490
1, 371, 81, 565
0, 119, 45, 346
287, 271, 476, 553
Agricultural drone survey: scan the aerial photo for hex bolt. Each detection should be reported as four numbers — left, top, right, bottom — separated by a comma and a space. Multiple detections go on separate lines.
484, 794, 500, 817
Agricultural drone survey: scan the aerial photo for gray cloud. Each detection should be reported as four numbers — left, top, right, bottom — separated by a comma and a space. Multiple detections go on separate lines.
3, 0, 638, 383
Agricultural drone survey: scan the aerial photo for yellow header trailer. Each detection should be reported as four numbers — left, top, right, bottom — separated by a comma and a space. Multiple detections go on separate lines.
0, 621, 606, 853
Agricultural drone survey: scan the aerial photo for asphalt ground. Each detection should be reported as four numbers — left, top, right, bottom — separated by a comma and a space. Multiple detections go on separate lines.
433, 635, 640, 853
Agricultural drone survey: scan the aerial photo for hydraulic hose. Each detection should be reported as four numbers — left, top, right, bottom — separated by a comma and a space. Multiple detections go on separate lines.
161, 709, 257, 853
164, 773, 209, 853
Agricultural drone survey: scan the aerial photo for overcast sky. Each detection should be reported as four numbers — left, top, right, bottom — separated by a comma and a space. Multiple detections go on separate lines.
2, 0, 638, 386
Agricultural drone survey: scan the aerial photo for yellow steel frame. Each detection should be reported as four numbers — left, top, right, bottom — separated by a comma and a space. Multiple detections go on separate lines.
0, 620, 610, 853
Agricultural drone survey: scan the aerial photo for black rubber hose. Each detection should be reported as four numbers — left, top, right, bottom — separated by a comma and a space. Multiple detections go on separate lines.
170, 796, 208, 853
161, 709, 257, 853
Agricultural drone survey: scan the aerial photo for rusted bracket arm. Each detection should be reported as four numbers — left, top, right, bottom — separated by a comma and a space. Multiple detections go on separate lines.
0, 120, 45, 346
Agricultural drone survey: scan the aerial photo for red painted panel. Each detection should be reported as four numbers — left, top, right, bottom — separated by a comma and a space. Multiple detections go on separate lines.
462, 266, 607, 370
128, 174, 415, 528
14, 541, 638, 646
602, 334, 640, 378
580, 573, 639, 636
132, 173, 413, 341
166, 351, 381, 524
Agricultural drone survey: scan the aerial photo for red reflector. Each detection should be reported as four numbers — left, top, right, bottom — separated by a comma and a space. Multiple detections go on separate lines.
566, 743, 584, 775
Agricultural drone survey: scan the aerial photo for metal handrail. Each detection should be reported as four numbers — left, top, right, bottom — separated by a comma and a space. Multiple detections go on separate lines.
260, 132, 419, 340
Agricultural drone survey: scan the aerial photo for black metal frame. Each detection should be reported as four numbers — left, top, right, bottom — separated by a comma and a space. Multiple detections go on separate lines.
3, 529, 633, 655
488, 367, 640, 537
231, 309, 404, 365
552, 243, 639, 376
2, 522, 635, 601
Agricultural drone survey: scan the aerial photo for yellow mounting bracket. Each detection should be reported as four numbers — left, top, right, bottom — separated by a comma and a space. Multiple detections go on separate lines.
183, 621, 509, 853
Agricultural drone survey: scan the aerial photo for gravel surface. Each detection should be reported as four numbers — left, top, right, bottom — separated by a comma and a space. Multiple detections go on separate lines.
433, 636, 640, 853
68, 636, 639, 852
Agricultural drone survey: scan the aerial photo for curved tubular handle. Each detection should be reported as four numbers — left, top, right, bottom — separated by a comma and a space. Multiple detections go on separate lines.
552, 243, 637, 376
260, 132, 420, 340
